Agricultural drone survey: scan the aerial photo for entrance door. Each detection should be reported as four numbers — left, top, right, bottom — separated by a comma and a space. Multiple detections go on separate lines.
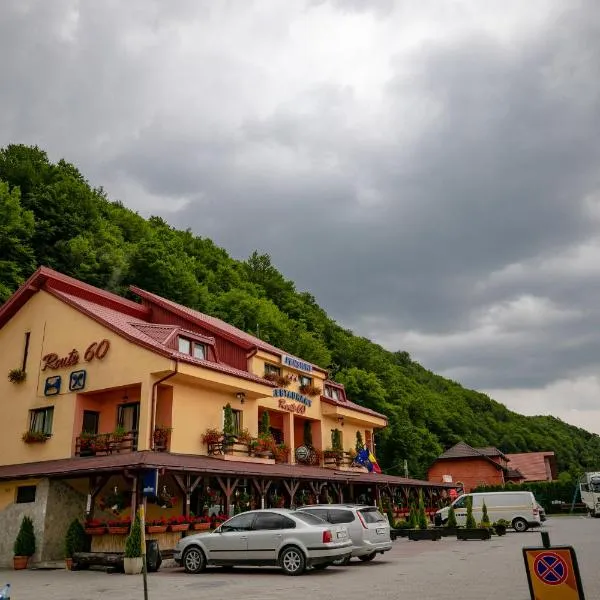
82, 411, 100, 434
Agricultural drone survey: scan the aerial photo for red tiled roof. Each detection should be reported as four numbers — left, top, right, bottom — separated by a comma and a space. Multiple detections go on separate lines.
130, 286, 328, 374
476, 446, 508, 459
321, 396, 387, 422
505, 452, 556, 482
0, 451, 453, 488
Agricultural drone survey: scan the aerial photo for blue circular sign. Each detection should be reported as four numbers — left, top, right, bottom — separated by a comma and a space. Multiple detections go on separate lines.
533, 552, 568, 586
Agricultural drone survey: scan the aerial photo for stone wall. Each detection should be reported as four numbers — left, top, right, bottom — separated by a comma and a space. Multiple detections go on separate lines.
40, 480, 87, 562
0, 479, 49, 567
0, 478, 87, 567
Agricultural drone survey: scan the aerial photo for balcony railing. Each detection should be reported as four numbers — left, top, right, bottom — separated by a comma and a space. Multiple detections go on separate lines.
75, 431, 138, 457
323, 450, 362, 469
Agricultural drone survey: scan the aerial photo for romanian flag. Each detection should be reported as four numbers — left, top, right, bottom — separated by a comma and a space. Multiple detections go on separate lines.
368, 449, 382, 474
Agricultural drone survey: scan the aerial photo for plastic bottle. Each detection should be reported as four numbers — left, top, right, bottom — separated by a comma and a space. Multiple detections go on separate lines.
0, 583, 10, 599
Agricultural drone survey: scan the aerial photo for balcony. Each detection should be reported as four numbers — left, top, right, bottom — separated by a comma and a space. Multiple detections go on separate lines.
323, 450, 368, 472
75, 430, 138, 457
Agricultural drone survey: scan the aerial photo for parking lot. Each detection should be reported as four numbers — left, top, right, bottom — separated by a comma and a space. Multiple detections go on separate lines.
4, 516, 597, 600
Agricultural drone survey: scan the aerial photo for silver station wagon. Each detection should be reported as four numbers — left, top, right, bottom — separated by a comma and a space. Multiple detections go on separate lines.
297, 504, 392, 564
174, 509, 352, 576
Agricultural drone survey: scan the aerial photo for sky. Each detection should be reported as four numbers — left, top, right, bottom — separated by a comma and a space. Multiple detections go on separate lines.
1, 1, 600, 432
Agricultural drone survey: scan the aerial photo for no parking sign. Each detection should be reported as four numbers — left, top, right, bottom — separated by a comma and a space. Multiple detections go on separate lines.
523, 546, 585, 599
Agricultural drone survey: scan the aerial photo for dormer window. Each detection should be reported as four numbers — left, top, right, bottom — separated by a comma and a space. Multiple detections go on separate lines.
325, 386, 340, 400
264, 363, 281, 376
178, 336, 206, 360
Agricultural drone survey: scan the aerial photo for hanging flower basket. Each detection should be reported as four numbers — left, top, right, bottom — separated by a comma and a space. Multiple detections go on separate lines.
146, 525, 168, 534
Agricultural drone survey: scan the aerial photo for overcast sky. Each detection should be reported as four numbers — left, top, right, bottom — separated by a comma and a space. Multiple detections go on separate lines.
2, 0, 600, 433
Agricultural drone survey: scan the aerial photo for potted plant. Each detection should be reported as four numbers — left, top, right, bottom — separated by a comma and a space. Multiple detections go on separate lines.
79, 431, 96, 456
299, 384, 322, 396
493, 519, 509, 536
408, 491, 441, 541
211, 513, 228, 528
168, 515, 190, 532
153, 425, 172, 450
146, 517, 168, 534
273, 442, 290, 463
13, 515, 36, 569
456, 496, 491, 540
107, 516, 131, 535
64, 519, 86, 570
84, 518, 107, 535
21, 431, 49, 444
8, 368, 26, 383
201, 427, 222, 447
222, 403, 237, 452
124, 513, 144, 575
440, 505, 458, 536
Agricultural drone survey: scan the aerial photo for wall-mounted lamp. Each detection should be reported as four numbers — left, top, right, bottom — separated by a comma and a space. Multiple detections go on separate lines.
337, 416, 344, 426
236, 392, 246, 404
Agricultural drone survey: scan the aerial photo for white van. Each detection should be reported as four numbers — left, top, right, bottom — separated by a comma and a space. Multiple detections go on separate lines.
434, 491, 541, 532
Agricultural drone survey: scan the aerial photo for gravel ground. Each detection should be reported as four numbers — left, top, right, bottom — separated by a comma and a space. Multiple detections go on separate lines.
2, 515, 596, 600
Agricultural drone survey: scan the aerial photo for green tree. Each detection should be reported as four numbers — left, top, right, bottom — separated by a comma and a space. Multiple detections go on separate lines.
14, 515, 36, 557
0, 181, 35, 302
465, 496, 476, 529
417, 489, 428, 530
303, 421, 313, 447
64, 519, 86, 558
355, 430, 364, 453
481, 501, 490, 526
223, 403, 235, 442
260, 411, 271, 436
124, 513, 142, 558
446, 505, 457, 528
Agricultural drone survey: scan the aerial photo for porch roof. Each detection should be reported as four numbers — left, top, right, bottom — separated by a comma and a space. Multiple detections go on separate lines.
0, 451, 454, 489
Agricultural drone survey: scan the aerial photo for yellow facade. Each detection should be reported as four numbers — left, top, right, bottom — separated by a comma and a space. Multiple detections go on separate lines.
0, 279, 386, 470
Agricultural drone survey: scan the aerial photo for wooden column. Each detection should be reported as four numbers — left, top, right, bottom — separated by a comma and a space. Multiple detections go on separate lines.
252, 478, 272, 509
86, 475, 109, 518
282, 479, 300, 507
309, 481, 327, 503
330, 482, 343, 503
173, 474, 203, 517
216, 476, 238, 517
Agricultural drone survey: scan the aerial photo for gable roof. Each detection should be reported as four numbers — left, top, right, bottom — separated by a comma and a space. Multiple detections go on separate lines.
130, 286, 328, 374
436, 441, 507, 471
476, 446, 508, 459
505, 452, 556, 482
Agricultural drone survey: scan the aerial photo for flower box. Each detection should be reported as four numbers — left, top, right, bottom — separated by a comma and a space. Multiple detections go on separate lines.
169, 524, 190, 532
107, 527, 129, 535
146, 525, 167, 534
408, 529, 442, 541
84, 527, 106, 536
192, 522, 211, 531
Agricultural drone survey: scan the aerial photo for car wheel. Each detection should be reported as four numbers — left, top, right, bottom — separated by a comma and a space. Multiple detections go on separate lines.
182, 546, 206, 574
512, 518, 528, 532
332, 555, 351, 566
279, 546, 306, 576
358, 553, 376, 562
312, 563, 330, 570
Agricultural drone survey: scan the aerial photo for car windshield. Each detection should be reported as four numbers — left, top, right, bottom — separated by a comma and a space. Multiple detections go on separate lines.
292, 512, 327, 525
358, 507, 386, 523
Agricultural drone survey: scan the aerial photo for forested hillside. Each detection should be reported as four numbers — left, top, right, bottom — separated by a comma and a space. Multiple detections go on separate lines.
2, 144, 599, 479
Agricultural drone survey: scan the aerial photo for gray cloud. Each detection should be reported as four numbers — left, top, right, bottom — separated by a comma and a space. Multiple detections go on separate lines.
1, 0, 600, 425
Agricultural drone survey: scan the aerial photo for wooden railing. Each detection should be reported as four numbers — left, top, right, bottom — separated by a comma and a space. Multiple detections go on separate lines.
323, 451, 359, 468
75, 431, 138, 457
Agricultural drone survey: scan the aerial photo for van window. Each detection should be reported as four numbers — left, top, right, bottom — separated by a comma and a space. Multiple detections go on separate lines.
453, 496, 467, 509
358, 507, 386, 523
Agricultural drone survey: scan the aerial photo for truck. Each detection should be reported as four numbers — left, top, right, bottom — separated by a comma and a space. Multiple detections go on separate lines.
579, 472, 600, 517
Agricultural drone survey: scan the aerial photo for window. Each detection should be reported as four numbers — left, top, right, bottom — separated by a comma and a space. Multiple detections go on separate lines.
193, 343, 206, 360
253, 512, 295, 530
358, 507, 386, 523
82, 411, 100, 434
221, 513, 255, 532
453, 496, 467, 509
29, 407, 54, 435
292, 512, 327, 526
325, 386, 340, 400
223, 406, 242, 434
328, 509, 355, 524
16, 485, 36, 504
299, 508, 329, 521
178, 337, 191, 354
299, 375, 312, 387
264, 363, 281, 376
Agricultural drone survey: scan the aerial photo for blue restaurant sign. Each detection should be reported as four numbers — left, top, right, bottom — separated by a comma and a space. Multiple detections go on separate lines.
142, 469, 159, 497
272, 388, 312, 407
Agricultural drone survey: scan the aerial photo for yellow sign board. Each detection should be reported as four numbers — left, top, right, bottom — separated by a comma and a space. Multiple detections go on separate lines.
523, 546, 585, 600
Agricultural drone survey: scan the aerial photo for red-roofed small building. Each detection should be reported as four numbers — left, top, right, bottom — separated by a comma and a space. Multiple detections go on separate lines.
0, 267, 453, 567
504, 452, 557, 482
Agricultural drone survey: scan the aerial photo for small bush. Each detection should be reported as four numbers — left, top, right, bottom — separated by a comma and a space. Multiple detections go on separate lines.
64, 519, 86, 558
481, 501, 490, 526
446, 505, 457, 528
14, 516, 36, 557
124, 513, 142, 558
465, 496, 476, 529
417, 490, 428, 530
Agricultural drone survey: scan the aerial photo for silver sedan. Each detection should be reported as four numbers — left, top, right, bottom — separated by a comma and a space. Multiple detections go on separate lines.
173, 509, 352, 576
